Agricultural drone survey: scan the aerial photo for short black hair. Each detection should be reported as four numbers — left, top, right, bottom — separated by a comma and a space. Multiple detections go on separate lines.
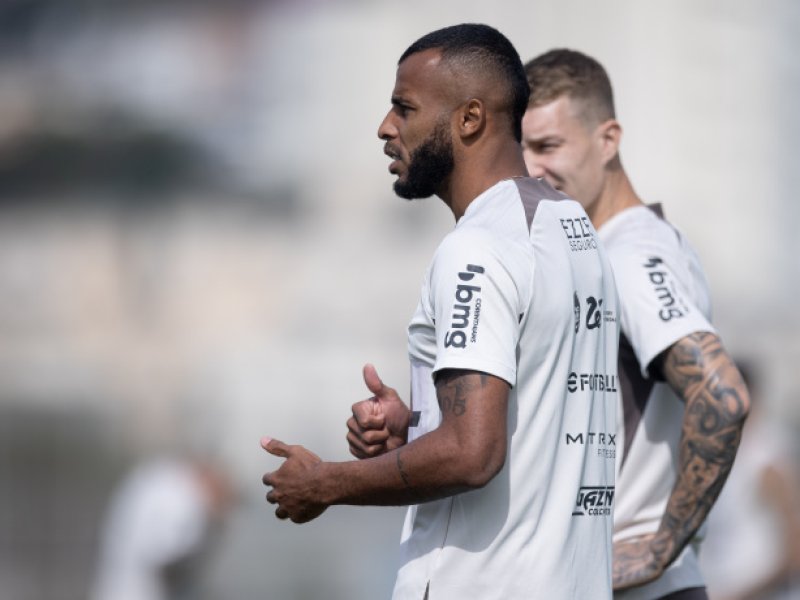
400, 23, 529, 142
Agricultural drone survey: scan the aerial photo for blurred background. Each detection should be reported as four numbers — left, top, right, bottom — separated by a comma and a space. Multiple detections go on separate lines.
0, 1, 798, 599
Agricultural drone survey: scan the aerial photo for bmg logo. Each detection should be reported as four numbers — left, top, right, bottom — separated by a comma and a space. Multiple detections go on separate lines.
444, 264, 484, 349
643, 257, 688, 321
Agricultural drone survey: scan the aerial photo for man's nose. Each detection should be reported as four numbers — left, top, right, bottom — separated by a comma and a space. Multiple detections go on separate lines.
377, 111, 397, 141
522, 149, 545, 178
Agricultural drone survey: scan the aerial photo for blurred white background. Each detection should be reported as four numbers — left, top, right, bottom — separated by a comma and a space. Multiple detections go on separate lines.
0, 1, 798, 599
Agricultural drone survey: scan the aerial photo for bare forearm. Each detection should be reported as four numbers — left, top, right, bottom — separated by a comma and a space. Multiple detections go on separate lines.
264, 371, 508, 523
656, 332, 750, 565
324, 370, 507, 507
612, 333, 750, 590
321, 431, 486, 507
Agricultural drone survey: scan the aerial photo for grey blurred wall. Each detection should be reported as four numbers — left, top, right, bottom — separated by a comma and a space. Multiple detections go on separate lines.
0, 1, 797, 599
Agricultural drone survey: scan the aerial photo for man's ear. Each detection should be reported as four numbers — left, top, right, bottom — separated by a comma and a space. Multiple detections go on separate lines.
457, 98, 485, 139
598, 118, 622, 165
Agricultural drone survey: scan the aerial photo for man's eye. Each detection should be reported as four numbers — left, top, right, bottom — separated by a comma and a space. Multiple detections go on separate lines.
524, 141, 558, 155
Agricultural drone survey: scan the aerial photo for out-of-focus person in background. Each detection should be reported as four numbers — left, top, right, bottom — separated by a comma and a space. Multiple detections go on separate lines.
522, 49, 750, 600
90, 455, 231, 600
700, 359, 800, 600
263, 23, 619, 600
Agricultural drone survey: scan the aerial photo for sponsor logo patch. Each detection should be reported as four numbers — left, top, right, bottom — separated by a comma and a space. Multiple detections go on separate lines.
444, 264, 484, 348
573, 292, 580, 334
567, 372, 618, 393
572, 486, 615, 516
586, 296, 602, 330
643, 257, 690, 321
565, 431, 616, 459
574, 295, 616, 333
560, 216, 598, 252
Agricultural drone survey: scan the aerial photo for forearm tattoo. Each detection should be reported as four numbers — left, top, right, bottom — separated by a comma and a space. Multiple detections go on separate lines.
395, 369, 489, 494
396, 450, 411, 488
435, 370, 488, 417
658, 331, 749, 564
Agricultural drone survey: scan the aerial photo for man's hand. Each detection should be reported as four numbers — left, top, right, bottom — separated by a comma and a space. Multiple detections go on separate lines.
346, 364, 410, 459
612, 533, 670, 591
261, 438, 327, 523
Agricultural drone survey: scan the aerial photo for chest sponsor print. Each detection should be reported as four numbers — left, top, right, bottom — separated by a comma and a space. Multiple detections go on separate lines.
572, 486, 615, 516
565, 431, 616, 459
559, 216, 598, 252
567, 371, 618, 393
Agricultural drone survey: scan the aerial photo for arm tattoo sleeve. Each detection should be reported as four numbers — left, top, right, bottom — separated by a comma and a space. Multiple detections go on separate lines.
655, 331, 750, 567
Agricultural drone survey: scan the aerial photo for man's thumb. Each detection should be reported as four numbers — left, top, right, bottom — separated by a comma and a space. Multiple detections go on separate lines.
261, 437, 291, 458
362, 363, 386, 396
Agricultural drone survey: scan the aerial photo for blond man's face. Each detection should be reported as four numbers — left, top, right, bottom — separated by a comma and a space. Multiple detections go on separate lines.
521, 95, 608, 212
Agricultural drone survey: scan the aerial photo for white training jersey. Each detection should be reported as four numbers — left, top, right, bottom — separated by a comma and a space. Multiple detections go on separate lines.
598, 205, 715, 600
392, 178, 619, 600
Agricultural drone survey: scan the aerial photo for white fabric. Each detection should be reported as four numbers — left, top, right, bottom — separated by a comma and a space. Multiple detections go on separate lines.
90, 459, 209, 600
393, 179, 619, 600
598, 205, 715, 600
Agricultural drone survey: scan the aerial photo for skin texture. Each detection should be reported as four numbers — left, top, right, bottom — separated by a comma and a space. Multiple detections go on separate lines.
521, 97, 611, 215
346, 364, 410, 459
522, 94, 750, 591
378, 50, 458, 201
522, 95, 638, 230
262, 45, 526, 524
378, 49, 528, 219
391, 117, 455, 200
263, 368, 509, 523
612, 332, 750, 590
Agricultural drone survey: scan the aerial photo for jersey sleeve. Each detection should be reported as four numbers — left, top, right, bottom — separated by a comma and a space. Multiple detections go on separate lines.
428, 229, 527, 386
610, 244, 715, 377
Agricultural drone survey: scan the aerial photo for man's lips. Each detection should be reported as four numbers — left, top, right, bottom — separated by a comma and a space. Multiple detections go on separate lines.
384, 144, 403, 174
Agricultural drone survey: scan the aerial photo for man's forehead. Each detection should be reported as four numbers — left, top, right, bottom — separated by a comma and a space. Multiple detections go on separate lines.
523, 96, 582, 137
398, 48, 443, 78
393, 48, 450, 101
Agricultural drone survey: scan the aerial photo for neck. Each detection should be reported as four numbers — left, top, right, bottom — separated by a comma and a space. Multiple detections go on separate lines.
587, 157, 643, 230
440, 139, 528, 221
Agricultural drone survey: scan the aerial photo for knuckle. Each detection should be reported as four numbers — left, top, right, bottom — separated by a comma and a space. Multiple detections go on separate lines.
363, 430, 387, 444
364, 445, 382, 457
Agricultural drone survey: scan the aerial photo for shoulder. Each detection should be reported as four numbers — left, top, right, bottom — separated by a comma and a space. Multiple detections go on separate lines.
434, 222, 494, 262
437, 180, 532, 259
601, 206, 679, 251
432, 223, 529, 286
601, 206, 696, 273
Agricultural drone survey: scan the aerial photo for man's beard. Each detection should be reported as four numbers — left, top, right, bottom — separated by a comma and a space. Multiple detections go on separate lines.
394, 120, 454, 200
